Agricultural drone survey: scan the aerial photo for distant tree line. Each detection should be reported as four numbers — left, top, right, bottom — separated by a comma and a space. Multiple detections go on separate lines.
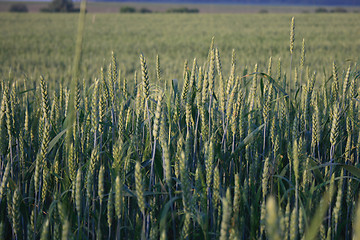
40, 0, 80, 12
120, 6, 199, 13
120, 6, 152, 13
9, 3, 28, 12
166, 7, 199, 13
315, 7, 348, 13
113, 0, 360, 6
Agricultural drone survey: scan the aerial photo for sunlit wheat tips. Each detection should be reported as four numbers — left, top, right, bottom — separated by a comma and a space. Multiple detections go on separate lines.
290, 17, 295, 55
140, 53, 150, 100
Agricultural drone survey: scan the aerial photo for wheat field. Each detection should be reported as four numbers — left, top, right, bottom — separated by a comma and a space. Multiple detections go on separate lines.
0, 5, 360, 240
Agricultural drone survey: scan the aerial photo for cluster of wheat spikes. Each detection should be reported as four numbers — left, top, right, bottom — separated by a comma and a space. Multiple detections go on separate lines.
1, 17, 360, 240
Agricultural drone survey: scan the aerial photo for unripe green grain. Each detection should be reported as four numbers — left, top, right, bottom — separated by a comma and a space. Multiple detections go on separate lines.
140, 54, 150, 100
290, 207, 297, 240
160, 116, 171, 185
62, 219, 70, 240
175, 135, 184, 180
216, 48, 225, 114
293, 139, 299, 183
202, 71, 209, 105
342, 65, 351, 105
290, 17, 295, 55
40, 218, 49, 240
91, 79, 99, 135
30, 207, 36, 235
125, 107, 131, 130
54, 155, 60, 187
267, 57, 273, 76
185, 102, 193, 128
0, 161, 10, 202
220, 188, 232, 240
226, 49, 236, 98
153, 92, 163, 140
262, 157, 270, 199
74, 80, 81, 116
107, 189, 114, 229
156, 54, 161, 83
208, 48, 215, 96
115, 175, 122, 219
75, 167, 82, 214
98, 164, 105, 206
354, 194, 360, 240
181, 212, 191, 240
98, 91, 105, 136
284, 200, 290, 240
68, 143, 76, 182
41, 165, 49, 203
232, 173, 241, 225
330, 104, 340, 148
34, 155, 41, 195
311, 101, 320, 152
180, 150, 191, 212
331, 62, 339, 105
86, 147, 98, 199
12, 188, 21, 238
40, 75, 49, 120
213, 165, 220, 211
265, 196, 281, 240
294, 207, 302, 237
205, 139, 214, 194
226, 77, 237, 123
135, 161, 145, 215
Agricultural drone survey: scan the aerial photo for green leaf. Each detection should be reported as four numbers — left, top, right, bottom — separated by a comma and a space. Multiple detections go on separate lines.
243, 123, 265, 145
306, 157, 324, 183
231, 123, 265, 157
47, 128, 67, 154
337, 164, 360, 179
309, 162, 360, 180
160, 197, 180, 236
172, 78, 178, 98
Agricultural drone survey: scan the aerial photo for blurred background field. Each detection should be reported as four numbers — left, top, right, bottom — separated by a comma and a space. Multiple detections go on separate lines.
1, 12, 360, 87
1, 1, 360, 13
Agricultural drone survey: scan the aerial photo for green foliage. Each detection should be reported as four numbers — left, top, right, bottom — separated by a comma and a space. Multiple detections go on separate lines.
9, 4, 28, 13
119, 6, 136, 13
330, 7, 348, 13
41, 0, 79, 13
139, 8, 152, 13
315, 7, 328, 13
119, 6, 152, 13
1, 13, 360, 239
166, 7, 199, 13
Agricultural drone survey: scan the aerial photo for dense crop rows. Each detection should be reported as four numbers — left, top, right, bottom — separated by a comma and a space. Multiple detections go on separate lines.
1, 13, 360, 82
1, 14, 360, 240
